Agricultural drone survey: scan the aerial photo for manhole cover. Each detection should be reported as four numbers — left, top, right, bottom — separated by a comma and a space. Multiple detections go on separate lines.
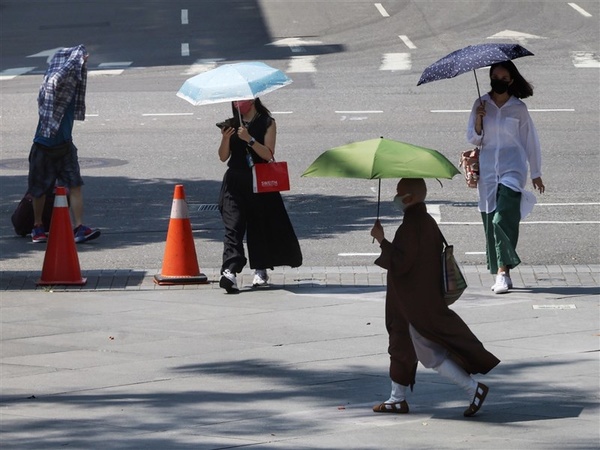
0, 157, 128, 170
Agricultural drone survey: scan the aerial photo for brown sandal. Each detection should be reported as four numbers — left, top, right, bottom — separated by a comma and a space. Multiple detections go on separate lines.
372, 400, 409, 414
464, 382, 489, 417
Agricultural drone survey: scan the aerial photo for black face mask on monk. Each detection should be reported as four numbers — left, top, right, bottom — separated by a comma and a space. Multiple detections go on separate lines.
490, 79, 510, 95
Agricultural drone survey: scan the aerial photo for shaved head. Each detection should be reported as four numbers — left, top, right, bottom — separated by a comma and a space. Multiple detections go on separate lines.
397, 178, 427, 203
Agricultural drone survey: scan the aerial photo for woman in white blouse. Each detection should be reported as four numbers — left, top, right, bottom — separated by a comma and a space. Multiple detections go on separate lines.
467, 61, 545, 294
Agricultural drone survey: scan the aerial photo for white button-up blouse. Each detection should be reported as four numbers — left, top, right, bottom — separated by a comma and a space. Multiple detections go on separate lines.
467, 93, 542, 218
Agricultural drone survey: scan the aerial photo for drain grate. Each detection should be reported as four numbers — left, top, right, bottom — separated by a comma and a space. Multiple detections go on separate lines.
194, 204, 219, 212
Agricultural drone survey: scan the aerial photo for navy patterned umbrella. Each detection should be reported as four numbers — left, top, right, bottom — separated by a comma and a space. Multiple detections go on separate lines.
417, 43, 534, 86
417, 43, 534, 101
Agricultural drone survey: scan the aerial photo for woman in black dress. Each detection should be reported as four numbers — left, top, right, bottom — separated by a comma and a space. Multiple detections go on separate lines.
217, 98, 302, 293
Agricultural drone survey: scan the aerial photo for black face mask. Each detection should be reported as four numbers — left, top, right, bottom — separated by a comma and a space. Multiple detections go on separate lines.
491, 79, 510, 95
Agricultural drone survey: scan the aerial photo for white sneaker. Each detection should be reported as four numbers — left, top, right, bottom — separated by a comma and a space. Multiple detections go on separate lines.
252, 269, 269, 287
219, 269, 239, 294
493, 272, 510, 294
491, 274, 513, 291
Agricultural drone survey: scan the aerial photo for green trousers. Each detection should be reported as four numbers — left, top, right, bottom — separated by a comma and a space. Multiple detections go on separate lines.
481, 184, 522, 275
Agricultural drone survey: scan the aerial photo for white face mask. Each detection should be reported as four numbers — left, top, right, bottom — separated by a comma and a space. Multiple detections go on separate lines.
393, 194, 411, 211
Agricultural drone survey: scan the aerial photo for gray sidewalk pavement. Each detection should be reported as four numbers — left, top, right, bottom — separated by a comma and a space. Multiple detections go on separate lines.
1, 265, 599, 449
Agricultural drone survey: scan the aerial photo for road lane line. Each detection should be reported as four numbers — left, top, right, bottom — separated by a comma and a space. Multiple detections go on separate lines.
339, 253, 381, 257
181, 43, 190, 57
568, 3, 592, 17
431, 109, 575, 113
442, 221, 600, 225
537, 202, 600, 206
335, 110, 383, 114
399, 35, 416, 49
142, 113, 194, 116
375, 3, 389, 17
181, 9, 189, 24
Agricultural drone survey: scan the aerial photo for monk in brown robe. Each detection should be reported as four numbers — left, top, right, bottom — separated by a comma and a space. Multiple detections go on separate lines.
370, 178, 500, 417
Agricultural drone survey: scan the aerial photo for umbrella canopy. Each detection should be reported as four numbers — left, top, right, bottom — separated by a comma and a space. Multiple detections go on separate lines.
177, 61, 292, 106
302, 138, 460, 180
417, 43, 534, 86
302, 138, 460, 221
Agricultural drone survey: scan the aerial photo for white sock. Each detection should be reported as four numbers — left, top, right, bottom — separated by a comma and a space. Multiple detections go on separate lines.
434, 358, 478, 399
386, 380, 407, 403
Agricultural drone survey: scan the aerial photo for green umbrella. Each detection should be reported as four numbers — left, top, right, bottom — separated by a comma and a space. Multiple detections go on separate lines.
302, 137, 460, 219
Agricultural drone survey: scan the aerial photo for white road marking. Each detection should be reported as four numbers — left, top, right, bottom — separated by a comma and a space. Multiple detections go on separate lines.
181, 43, 190, 57
271, 111, 294, 114
268, 37, 323, 47
339, 253, 380, 257
486, 30, 546, 44
375, 3, 390, 17
431, 109, 575, 113
537, 202, 600, 206
443, 221, 599, 225
380, 53, 411, 71
268, 38, 323, 54
399, 35, 417, 49
89, 62, 132, 76
465, 252, 486, 255
532, 305, 576, 310
182, 58, 224, 75
26, 47, 62, 63
335, 110, 383, 114
141, 113, 194, 116
181, 9, 189, 24
0, 67, 36, 80
571, 51, 600, 68
568, 3, 592, 17
287, 55, 317, 72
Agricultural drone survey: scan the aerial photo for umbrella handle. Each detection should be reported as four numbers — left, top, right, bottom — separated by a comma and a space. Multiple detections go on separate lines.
376, 178, 381, 220
473, 70, 485, 144
473, 69, 483, 105
372, 179, 381, 244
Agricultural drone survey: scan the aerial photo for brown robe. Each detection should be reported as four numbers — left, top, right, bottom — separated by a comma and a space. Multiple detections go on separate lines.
375, 202, 500, 388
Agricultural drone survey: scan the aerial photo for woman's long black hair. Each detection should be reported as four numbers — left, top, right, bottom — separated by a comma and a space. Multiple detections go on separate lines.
489, 61, 534, 99
229, 97, 272, 127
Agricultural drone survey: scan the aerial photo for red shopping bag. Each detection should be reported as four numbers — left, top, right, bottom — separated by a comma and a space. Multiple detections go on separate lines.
252, 161, 290, 193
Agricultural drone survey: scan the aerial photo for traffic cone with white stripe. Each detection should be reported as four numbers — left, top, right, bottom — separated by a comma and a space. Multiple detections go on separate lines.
37, 186, 87, 286
154, 184, 208, 285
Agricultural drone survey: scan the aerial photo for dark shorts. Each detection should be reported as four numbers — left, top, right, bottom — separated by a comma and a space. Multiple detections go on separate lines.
27, 142, 84, 198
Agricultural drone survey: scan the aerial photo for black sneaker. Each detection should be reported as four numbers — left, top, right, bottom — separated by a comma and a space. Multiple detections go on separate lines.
74, 225, 101, 243
219, 269, 239, 294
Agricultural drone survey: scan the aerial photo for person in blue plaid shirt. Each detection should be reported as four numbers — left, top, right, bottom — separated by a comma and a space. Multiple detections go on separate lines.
28, 45, 100, 243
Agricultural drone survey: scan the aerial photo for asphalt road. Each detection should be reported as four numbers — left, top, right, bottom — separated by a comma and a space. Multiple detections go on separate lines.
1, 0, 599, 272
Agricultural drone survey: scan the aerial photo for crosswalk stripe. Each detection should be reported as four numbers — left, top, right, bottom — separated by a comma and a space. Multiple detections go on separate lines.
2, 48, 596, 82
379, 53, 411, 71
287, 55, 317, 73
89, 62, 133, 76
182, 58, 224, 75
0, 67, 36, 80
571, 51, 600, 68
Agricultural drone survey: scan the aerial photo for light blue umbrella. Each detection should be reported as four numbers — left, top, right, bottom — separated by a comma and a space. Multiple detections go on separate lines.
176, 61, 292, 106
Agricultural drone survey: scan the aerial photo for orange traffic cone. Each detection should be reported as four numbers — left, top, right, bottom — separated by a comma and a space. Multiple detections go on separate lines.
154, 184, 208, 285
37, 187, 87, 286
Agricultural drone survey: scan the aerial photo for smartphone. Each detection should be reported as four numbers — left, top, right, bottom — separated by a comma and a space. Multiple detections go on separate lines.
216, 120, 233, 130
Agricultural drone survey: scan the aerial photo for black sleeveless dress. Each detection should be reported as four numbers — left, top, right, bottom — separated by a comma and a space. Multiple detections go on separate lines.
218, 113, 302, 272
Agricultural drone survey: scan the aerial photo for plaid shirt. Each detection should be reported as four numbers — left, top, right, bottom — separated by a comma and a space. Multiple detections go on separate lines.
37, 45, 88, 138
